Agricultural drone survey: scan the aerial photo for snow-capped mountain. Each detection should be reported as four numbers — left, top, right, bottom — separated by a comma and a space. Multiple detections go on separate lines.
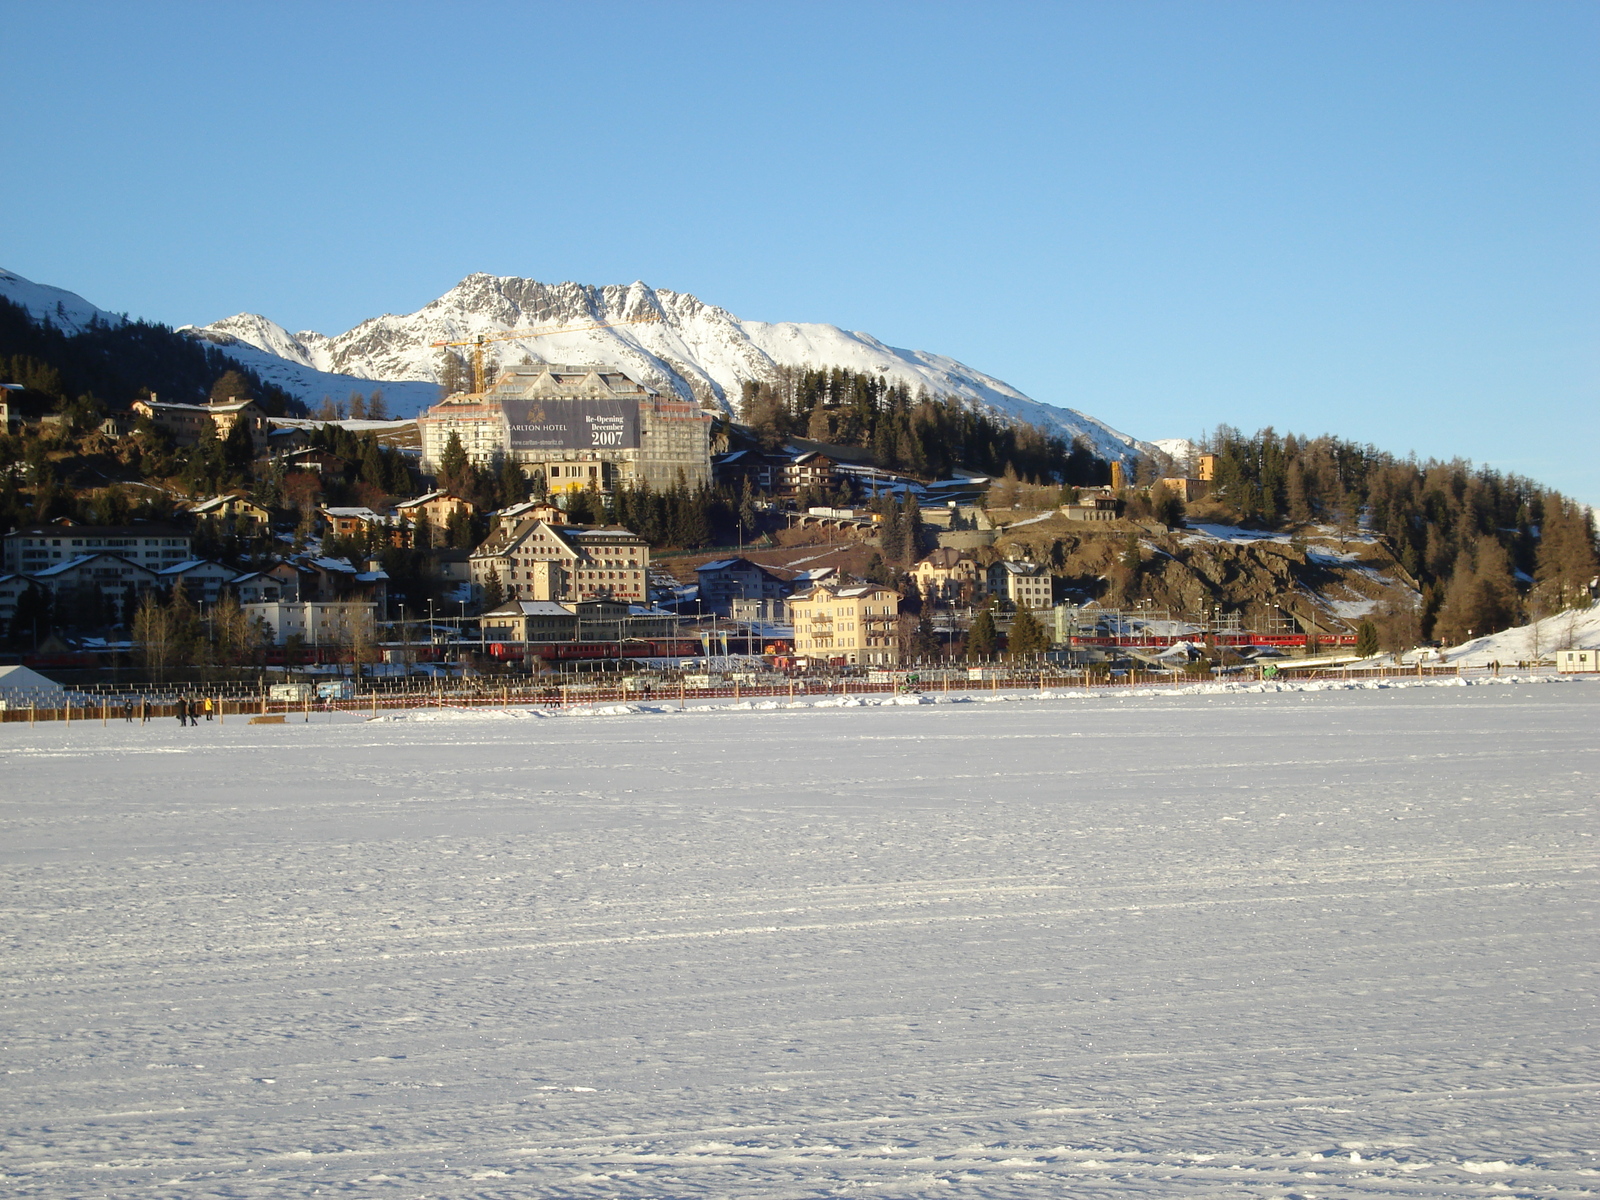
3, 266, 1150, 462
0, 268, 442, 415
1151, 438, 1197, 470
0, 267, 128, 335
187, 273, 1151, 462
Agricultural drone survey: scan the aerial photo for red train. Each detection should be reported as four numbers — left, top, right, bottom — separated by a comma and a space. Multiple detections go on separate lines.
485, 638, 704, 662
1069, 632, 1357, 649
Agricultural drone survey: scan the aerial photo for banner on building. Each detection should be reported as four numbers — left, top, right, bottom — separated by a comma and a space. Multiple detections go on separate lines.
502, 399, 640, 451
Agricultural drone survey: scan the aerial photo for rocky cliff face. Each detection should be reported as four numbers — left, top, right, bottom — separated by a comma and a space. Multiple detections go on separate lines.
186, 273, 1151, 461
993, 515, 1419, 634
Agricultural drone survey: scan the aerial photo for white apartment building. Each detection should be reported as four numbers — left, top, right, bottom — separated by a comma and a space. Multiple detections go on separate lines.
3, 523, 193, 575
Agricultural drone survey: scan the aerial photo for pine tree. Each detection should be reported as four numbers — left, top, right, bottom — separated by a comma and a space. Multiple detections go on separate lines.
900, 493, 922, 566
496, 457, 528, 508
738, 480, 759, 537
481, 574, 504, 611
1007, 607, 1049, 658
358, 437, 387, 490
966, 602, 997, 660
438, 432, 469, 494
1355, 619, 1380, 658
222, 413, 256, 473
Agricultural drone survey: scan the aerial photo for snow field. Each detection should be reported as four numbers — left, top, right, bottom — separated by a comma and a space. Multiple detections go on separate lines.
1, 683, 1595, 1198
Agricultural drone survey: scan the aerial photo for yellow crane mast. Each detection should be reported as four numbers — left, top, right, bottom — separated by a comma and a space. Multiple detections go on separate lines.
430, 313, 662, 395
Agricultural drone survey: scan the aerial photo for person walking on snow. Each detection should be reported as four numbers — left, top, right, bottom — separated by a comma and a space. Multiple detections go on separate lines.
175, 697, 188, 726
203, 696, 214, 721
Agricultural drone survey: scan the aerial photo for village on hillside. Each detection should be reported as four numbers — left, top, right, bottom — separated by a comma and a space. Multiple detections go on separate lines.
2, 335, 1597, 708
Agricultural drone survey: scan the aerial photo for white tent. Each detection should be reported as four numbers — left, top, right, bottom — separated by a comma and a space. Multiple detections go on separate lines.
0, 664, 67, 707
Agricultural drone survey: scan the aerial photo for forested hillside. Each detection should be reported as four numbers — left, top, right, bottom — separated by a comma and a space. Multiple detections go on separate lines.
0, 296, 303, 419
739, 366, 1111, 486
1191, 426, 1597, 643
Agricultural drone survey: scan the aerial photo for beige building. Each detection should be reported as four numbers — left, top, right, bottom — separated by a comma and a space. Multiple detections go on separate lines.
132, 397, 270, 451
790, 582, 901, 666
188, 492, 273, 530
394, 491, 477, 529
417, 363, 712, 492
910, 548, 984, 605
471, 519, 649, 604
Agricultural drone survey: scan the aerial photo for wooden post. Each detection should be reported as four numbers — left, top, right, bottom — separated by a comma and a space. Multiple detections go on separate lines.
102, 701, 107, 727
679, 680, 686, 710
64, 701, 70, 727
30, 703, 35, 727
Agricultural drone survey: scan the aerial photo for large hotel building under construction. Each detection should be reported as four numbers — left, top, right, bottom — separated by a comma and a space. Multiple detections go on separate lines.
417, 364, 713, 494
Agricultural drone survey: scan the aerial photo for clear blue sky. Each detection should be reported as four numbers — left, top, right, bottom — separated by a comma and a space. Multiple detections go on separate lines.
3, 1, 1595, 501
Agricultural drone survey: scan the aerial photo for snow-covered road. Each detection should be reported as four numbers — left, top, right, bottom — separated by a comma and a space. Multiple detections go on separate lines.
2, 683, 1595, 1198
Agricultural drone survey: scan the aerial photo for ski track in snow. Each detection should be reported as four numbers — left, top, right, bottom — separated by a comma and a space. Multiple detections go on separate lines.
1, 684, 1595, 1198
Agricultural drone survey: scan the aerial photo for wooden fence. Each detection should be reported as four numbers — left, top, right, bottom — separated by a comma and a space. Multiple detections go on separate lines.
0, 662, 1503, 725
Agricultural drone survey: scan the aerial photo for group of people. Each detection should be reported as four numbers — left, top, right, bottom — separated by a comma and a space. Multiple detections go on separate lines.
110, 696, 220, 724
174, 696, 215, 726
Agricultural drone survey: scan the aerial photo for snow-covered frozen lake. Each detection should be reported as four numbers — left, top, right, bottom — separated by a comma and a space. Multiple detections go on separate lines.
3, 682, 1595, 1198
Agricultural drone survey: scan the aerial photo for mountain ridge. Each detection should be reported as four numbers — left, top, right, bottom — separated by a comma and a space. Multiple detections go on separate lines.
1, 266, 1152, 464
188, 272, 1152, 463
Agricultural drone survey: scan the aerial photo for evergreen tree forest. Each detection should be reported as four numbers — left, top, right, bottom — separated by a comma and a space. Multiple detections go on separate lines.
0, 296, 305, 418
739, 367, 1109, 486
1196, 426, 1598, 641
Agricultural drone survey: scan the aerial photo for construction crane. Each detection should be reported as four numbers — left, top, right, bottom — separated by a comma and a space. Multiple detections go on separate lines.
430, 314, 662, 395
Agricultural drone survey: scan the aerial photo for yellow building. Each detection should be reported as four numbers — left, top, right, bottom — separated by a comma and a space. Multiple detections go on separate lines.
910, 548, 983, 604
394, 491, 477, 529
188, 492, 273, 530
132, 397, 269, 451
790, 582, 901, 666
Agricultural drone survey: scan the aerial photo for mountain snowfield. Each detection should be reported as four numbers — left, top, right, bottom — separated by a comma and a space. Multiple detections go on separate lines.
184, 272, 1150, 461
